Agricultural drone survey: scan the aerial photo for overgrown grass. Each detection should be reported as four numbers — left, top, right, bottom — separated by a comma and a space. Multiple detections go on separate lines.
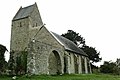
0, 74, 120, 80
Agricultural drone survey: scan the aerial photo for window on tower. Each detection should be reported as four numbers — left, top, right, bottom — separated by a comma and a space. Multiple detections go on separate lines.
20, 22, 22, 27
36, 23, 37, 27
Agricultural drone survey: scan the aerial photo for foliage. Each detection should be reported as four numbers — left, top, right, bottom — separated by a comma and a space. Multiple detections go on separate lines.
90, 63, 100, 73
0, 74, 120, 80
0, 44, 8, 74
81, 46, 102, 63
8, 51, 16, 75
8, 51, 28, 75
15, 51, 28, 75
100, 61, 120, 75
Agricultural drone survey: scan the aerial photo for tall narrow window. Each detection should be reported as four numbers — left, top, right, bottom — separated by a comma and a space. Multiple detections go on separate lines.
20, 22, 22, 27
36, 23, 37, 27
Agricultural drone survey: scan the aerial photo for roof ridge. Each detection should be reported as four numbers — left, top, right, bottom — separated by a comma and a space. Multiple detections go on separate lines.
21, 3, 35, 9
12, 3, 36, 21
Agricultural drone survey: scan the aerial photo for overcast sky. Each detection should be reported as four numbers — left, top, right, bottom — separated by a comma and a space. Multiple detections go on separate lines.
0, 0, 120, 66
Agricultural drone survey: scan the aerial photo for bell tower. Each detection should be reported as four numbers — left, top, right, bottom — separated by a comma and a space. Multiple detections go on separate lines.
10, 3, 43, 52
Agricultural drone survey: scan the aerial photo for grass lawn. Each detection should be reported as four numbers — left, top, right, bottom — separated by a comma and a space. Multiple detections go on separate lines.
0, 74, 120, 80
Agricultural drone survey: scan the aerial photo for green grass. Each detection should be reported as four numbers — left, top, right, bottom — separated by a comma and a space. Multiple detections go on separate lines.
0, 74, 120, 80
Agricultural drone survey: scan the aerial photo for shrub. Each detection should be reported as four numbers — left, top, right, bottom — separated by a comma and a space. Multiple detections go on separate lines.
100, 61, 120, 75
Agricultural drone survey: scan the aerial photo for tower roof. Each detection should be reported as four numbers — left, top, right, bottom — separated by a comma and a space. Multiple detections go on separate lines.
13, 3, 36, 20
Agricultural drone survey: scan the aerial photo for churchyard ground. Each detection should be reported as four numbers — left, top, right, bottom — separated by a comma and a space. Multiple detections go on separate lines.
0, 74, 120, 80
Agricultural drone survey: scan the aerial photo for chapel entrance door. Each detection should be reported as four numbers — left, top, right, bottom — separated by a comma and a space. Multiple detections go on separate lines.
48, 50, 62, 75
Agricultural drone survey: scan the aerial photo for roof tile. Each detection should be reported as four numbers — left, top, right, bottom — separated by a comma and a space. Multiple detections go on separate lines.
13, 4, 34, 20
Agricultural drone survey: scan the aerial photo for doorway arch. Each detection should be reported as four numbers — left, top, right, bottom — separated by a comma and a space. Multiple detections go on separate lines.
48, 50, 62, 75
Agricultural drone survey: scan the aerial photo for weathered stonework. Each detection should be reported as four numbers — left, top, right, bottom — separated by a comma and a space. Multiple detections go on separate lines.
10, 3, 91, 75
27, 40, 64, 74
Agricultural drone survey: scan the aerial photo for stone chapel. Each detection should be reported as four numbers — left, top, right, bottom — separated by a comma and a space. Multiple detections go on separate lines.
10, 3, 91, 75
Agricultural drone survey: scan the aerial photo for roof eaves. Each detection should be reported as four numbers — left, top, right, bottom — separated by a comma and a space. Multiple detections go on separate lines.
65, 49, 88, 57
51, 32, 88, 57
12, 16, 29, 21
13, 7, 22, 20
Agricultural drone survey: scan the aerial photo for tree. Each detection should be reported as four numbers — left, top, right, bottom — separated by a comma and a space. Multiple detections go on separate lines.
62, 30, 85, 47
0, 44, 8, 74
100, 61, 120, 75
62, 30, 101, 63
8, 51, 28, 75
81, 46, 102, 63
8, 51, 15, 75
15, 51, 27, 75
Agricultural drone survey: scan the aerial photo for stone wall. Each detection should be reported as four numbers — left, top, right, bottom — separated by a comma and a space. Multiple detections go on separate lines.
64, 51, 90, 74
34, 27, 64, 48
29, 3, 43, 27
27, 40, 64, 75
64, 51, 74, 74
10, 18, 29, 51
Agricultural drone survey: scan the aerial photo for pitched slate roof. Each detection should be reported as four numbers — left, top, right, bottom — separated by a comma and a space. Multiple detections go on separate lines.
13, 4, 35, 20
51, 32, 88, 56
